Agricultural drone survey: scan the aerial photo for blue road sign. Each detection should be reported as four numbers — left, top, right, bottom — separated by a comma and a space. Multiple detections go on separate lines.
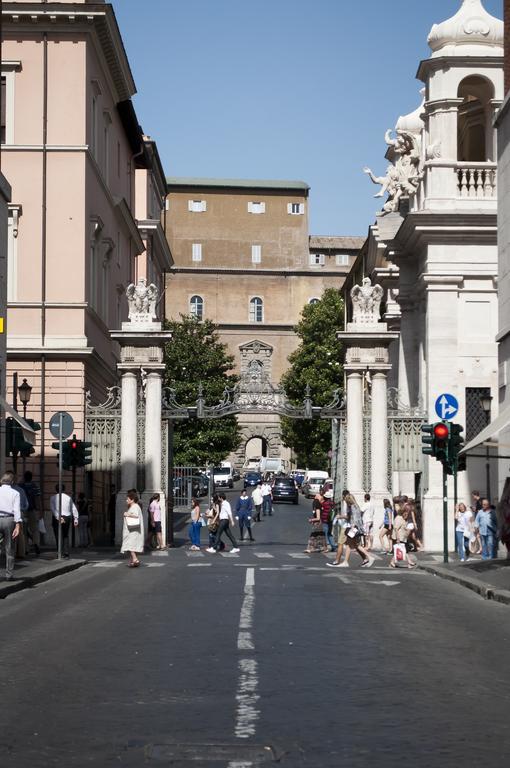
435, 393, 459, 421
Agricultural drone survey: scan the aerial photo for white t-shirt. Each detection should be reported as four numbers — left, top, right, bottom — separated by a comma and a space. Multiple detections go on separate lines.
252, 487, 263, 505
361, 502, 375, 524
261, 483, 271, 497
219, 499, 232, 520
456, 509, 473, 533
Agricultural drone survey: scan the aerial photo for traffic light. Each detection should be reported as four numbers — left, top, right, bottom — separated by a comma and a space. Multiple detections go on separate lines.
51, 439, 73, 470
5, 417, 39, 458
19, 419, 41, 457
434, 422, 450, 465
449, 423, 464, 462
51, 436, 92, 469
81, 441, 92, 467
421, 423, 436, 457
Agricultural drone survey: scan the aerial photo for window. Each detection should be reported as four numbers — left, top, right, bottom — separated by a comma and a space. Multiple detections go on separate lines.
192, 243, 202, 262
308, 298, 320, 305
466, 387, 491, 442
248, 201, 265, 214
188, 199, 207, 213
190, 295, 204, 320
6, 206, 20, 301
0, 64, 19, 145
309, 253, 325, 266
336, 253, 350, 266
251, 245, 262, 264
249, 296, 263, 322
0, 76, 6, 144
287, 202, 304, 215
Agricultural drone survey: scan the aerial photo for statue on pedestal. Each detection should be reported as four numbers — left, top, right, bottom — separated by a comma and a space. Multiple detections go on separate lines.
351, 278, 384, 325
126, 278, 158, 323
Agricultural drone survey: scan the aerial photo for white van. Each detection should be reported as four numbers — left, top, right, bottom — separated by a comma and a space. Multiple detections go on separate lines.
302, 470, 329, 498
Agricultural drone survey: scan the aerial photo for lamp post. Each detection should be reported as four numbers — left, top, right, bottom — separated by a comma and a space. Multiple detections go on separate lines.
17, 378, 32, 474
479, 393, 493, 502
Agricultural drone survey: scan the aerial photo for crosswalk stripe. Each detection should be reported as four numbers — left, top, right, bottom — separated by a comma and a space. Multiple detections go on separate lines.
253, 553, 274, 559
288, 553, 310, 559
91, 562, 122, 568
221, 552, 240, 558
145, 562, 166, 567
185, 551, 205, 557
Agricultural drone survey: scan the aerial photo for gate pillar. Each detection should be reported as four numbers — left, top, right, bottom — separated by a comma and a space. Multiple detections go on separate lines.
111, 279, 172, 545
346, 372, 364, 497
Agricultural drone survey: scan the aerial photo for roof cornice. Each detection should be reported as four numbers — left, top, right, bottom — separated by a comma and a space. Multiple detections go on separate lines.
2, 2, 136, 101
391, 210, 497, 253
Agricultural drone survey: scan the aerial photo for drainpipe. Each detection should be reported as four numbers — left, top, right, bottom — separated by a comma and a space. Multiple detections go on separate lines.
39, 26, 48, 502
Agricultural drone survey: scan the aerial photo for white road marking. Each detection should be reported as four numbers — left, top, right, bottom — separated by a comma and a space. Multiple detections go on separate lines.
91, 562, 122, 568
235, 568, 259, 740
145, 562, 166, 568
221, 552, 240, 558
253, 552, 274, 558
367, 580, 400, 586
228, 762, 253, 768
288, 553, 310, 559
185, 551, 204, 557
187, 563, 212, 567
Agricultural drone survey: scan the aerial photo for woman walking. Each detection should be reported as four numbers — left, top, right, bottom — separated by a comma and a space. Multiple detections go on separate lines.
305, 494, 328, 553
189, 498, 202, 551
148, 493, 165, 550
379, 498, 394, 553
389, 506, 416, 568
121, 489, 144, 568
454, 502, 473, 562
206, 495, 222, 550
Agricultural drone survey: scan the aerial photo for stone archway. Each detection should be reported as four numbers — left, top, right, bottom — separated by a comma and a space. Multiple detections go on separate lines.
231, 418, 285, 468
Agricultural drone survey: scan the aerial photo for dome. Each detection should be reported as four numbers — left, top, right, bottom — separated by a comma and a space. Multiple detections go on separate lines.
395, 90, 425, 136
428, 0, 503, 58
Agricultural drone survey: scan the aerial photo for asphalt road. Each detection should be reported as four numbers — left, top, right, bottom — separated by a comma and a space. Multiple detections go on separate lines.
2, 488, 510, 767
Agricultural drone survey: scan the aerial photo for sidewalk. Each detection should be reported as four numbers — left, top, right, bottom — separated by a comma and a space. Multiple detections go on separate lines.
419, 554, 510, 605
0, 553, 87, 599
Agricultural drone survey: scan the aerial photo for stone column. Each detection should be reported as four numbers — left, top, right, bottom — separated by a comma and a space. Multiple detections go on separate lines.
144, 371, 162, 492
370, 372, 389, 496
116, 370, 138, 544
346, 372, 363, 496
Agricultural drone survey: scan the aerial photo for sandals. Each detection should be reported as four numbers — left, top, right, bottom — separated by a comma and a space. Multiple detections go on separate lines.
128, 560, 140, 568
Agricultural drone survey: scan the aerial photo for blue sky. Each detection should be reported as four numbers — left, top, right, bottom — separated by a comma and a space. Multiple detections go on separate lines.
112, 0, 503, 236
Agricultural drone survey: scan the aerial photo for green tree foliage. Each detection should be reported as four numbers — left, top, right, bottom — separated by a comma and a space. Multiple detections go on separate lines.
164, 315, 241, 465
280, 289, 344, 468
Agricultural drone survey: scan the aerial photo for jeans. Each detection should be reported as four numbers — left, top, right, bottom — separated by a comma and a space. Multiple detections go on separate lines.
456, 530, 466, 560
239, 517, 254, 541
52, 516, 71, 556
322, 523, 335, 550
262, 496, 272, 516
254, 504, 262, 522
189, 521, 202, 547
214, 520, 237, 550
78, 516, 89, 547
481, 532, 496, 559
0, 516, 16, 578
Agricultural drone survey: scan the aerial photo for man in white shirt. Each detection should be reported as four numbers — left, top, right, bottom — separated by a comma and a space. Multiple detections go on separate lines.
251, 483, 263, 522
261, 481, 272, 516
50, 484, 78, 558
360, 493, 375, 550
207, 493, 240, 553
0, 471, 22, 580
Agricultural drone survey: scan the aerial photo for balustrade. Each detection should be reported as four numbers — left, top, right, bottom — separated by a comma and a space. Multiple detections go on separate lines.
456, 163, 497, 199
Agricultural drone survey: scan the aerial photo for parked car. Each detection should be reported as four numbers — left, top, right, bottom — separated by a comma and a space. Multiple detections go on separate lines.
271, 476, 299, 504
301, 471, 329, 499
244, 471, 262, 489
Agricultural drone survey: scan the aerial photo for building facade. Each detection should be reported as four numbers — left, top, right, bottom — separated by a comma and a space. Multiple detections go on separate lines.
1, 0, 172, 534
346, 0, 502, 549
165, 178, 363, 464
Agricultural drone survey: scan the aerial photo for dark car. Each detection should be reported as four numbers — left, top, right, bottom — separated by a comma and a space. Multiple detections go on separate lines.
244, 471, 262, 489
271, 476, 299, 505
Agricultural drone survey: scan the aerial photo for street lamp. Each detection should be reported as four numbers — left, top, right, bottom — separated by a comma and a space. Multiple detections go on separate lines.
17, 378, 32, 419
479, 393, 493, 501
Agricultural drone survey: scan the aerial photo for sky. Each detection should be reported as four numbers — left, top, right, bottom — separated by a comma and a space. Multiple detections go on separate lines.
112, 0, 503, 237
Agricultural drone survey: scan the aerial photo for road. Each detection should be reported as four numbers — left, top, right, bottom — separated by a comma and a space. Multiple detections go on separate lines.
1, 487, 510, 767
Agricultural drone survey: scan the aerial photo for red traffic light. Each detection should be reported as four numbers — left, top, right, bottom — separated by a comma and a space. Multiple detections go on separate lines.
434, 423, 449, 440
71, 441, 78, 450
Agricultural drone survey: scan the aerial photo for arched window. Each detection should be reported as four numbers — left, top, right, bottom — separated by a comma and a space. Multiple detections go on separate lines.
308, 298, 320, 305
190, 295, 203, 320
249, 296, 263, 323
457, 76, 495, 162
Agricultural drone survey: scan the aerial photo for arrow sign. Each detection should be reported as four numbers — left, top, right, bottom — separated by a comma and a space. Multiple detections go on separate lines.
435, 393, 459, 421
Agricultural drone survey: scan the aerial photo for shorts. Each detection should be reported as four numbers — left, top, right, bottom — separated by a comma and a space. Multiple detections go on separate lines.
337, 527, 347, 545
153, 521, 162, 533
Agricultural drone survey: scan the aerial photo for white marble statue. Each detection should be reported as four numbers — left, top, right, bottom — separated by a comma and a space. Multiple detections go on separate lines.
363, 128, 423, 214
351, 278, 384, 325
126, 278, 158, 322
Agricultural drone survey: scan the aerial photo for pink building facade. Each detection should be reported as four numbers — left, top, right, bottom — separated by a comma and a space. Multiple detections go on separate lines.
1, 0, 172, 536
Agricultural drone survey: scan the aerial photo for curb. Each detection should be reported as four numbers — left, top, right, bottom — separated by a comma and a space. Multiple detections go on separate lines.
0, 558, 87, 599
419, 563, 510, 605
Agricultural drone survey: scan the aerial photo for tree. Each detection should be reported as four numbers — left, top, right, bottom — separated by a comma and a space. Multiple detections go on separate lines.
163, 315, 241, 465
280, 289, 344, 468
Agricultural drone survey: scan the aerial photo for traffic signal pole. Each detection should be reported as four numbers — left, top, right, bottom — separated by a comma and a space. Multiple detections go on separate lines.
57, 411, 63, 561
443, 464, 449, 564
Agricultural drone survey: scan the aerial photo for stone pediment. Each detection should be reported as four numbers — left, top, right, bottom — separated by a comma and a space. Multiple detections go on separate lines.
239, 340, 274, 356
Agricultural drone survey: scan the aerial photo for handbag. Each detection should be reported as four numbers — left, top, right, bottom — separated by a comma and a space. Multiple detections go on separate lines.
126, 513, 140, 532
394, 543, 406, 562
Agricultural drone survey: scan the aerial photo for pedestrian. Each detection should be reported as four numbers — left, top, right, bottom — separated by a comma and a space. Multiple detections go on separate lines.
389, 507, 416, 568
206, 495, 222, 550
403, 500, 422, 551
305, 493, 328, 553
471, 490, 482, 513
261, 479, 272, 516
338, 493, 374, 568
13, 478, 29, 559
207, 493, 240, 553
19, 470, 41, 555
360, 492, 375, 550
0, 471, 22, 581
148, 493, 164, 550
320, 491, 336, 551
189, 498, 202, 551
327, 490, 352, 566
497, 486, 510, 559
121, 488, 144, 567
379, 498, 394, 553
236, 489, 255, 543
475, 498, 498, 560
77, 492, 90, 547
251, 482, 263, 522
50, 484, 78, 558
108, 484, 116, 545
454, 502, 473, 562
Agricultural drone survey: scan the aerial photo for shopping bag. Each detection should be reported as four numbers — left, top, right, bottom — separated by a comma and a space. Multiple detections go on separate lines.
393, 543, 406, 562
